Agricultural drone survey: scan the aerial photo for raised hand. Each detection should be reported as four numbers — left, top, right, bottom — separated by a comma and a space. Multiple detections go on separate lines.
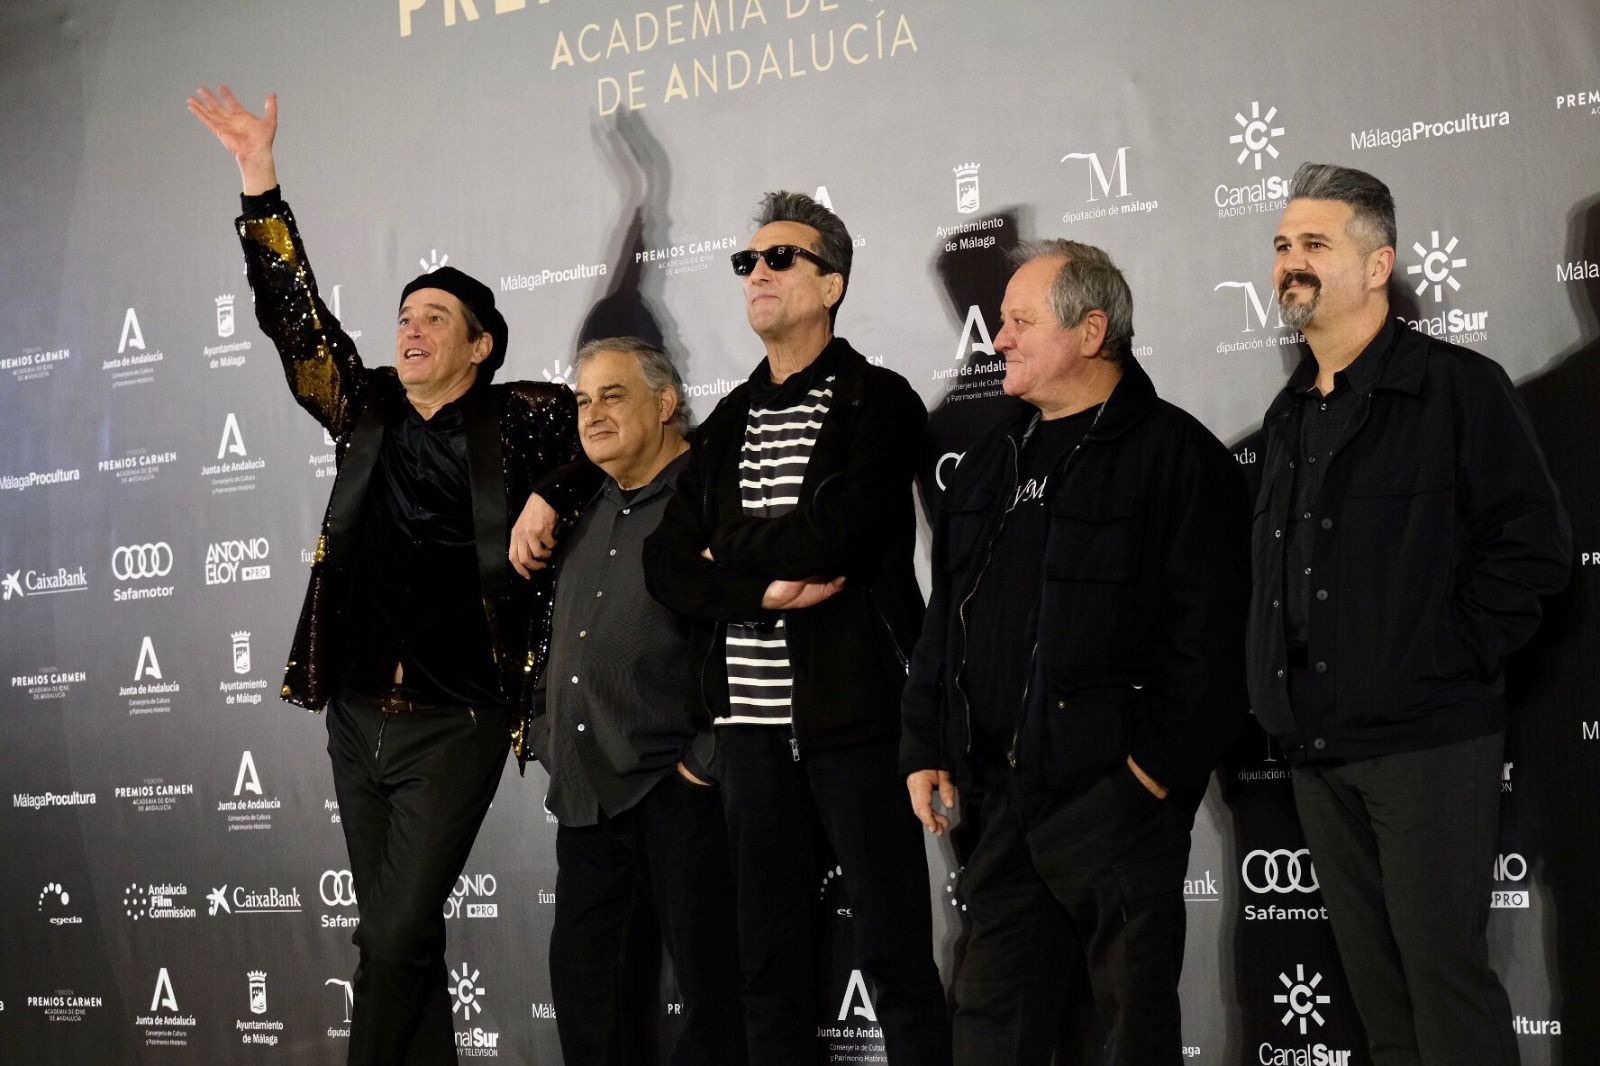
187, 85, 279, 195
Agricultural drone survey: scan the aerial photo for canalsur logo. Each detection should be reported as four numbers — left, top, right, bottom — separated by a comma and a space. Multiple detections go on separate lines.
419, 248, 449, 272
1060, 146, 1158, 224
449, 961, 501, 1055
541, 358, 576, 386
1259, 964, 1350, 1065
1402, 229, 1489, 345
217, 750, 280, 832
103, 307, 165, 387
1216, 102, 1289, 220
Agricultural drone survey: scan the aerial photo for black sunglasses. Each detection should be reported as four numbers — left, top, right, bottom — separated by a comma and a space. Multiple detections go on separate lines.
730, 245, 838, 277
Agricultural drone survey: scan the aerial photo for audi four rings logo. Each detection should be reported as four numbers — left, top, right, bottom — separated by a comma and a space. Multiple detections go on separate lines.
1242, 848, 1320, 893
112, 543, 173, 581
320, 870, 357, 907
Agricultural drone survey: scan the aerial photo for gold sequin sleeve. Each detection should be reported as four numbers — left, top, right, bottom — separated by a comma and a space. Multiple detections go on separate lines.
236, 197, 375, 439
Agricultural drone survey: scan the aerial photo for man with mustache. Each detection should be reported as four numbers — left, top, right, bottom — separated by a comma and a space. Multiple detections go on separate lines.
1249, 162, 1570, 1065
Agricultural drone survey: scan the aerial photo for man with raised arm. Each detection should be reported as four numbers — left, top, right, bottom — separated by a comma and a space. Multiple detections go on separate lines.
189, 86, 594, 1066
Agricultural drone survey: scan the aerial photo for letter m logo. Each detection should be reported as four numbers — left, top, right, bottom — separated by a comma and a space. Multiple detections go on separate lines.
1061, 147, 1130, 202
1214, 281, 1284, 333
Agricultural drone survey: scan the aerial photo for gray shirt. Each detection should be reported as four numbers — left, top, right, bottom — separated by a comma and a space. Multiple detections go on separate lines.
537, 450, 709, 826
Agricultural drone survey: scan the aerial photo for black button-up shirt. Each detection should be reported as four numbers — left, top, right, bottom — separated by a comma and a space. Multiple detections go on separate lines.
542, 450, 706, 826
343, 391, 502, 708
1283, 318, 1395, 648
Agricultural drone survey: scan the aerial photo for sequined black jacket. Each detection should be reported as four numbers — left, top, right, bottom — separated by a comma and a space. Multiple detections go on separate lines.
236, 195, 595, 766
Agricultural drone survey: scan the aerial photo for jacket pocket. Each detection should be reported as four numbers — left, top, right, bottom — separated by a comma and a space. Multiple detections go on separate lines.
1043, 492, 1136, 582
942, 487, 996, 573
1034, 683, 1132, 787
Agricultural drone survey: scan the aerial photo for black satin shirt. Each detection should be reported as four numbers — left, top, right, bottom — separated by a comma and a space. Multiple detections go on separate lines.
343, 389, 503, 708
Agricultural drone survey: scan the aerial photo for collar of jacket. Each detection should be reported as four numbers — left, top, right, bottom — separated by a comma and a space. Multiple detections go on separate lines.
999, 351, 1158, 445
321, 374, 511, 598
1265, 316, 1417, 425
741, 335, 868, 402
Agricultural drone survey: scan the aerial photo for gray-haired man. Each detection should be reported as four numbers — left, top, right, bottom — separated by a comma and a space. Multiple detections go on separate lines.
530, 338, 744, 1065
902, 240, 1250, 1064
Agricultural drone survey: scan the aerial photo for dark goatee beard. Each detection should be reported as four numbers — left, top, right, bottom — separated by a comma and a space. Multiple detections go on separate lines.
1278, 272, 1320, 330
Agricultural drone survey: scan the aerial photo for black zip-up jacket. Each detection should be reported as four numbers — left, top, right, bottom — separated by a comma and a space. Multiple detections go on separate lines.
642, 339, 926, 764
1248, 322, 1572, 762
900, 357, 1251, 811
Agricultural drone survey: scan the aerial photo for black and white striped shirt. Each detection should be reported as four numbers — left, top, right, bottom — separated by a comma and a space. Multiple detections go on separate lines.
720, 373, 836, 726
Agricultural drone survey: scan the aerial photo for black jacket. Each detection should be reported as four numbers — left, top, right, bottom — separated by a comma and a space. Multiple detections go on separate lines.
900, 357, 1251, 810
1248, 322, 1571, 761
642, 339, 926, 762
237, 195, 596, 767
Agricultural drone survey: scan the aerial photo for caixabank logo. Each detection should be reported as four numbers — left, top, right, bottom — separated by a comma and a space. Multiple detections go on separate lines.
3, 560, 89, 604
1401, 228, 1489, 346
1216, 101, 1290, 221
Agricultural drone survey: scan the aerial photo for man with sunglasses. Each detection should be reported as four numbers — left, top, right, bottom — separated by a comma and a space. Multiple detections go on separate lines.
645, 192, 949, 1065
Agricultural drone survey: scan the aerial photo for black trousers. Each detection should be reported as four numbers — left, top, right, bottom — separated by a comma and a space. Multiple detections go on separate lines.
717, 727, 951, 1066
952, 764, 1192, 1066
1292, 732, 1517, 1066
326, 692, 510, 1066
549, 770, 747, 1066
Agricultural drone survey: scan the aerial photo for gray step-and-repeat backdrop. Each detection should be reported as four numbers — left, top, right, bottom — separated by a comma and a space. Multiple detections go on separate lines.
3, 1, 1597, 1063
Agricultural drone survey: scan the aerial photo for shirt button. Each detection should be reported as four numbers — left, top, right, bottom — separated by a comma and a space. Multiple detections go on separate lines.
1303, 567, 1312, 575
621, 508, 631, 515
1320, 518, 1333, 530
1302, 511, 1311, 520
579, 630, 587, 638
1271, 599, 1280, 609
1056, 699, 1066, 709
1316, 589, 1329, 601
1307, 455, 1317, 465
1313, 737, 1326, 750
1314, 660, 1328, 673
1319, 402, 1328, 412
570, 675, 579, 684
595, 590, 603, 598
1274, 529, 1282, 538
1276, 668, 1285, 679
608, 549, 617, 557
577, 723, 586, 732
